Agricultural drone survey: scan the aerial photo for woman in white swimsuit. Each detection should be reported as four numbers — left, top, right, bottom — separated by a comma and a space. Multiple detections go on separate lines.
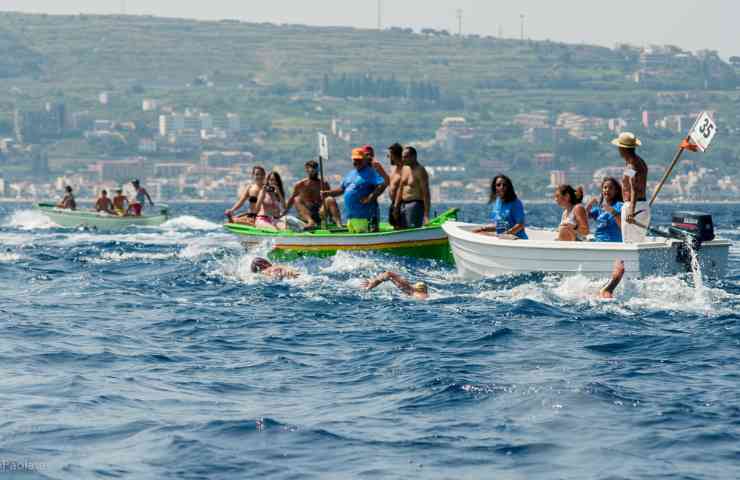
555, 184, 589, 241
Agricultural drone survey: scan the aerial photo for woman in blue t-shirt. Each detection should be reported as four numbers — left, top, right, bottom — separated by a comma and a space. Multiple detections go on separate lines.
585, 177, 623, 242
474, 175, 528, 239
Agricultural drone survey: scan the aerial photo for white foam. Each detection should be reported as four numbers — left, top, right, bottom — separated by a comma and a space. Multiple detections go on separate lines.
3, 210, 57, 230
474, 271, 736, 317
178, 235, 243, 260
160, 215, 222, 231
0, 233, 36, 246
89, 251, 176, 264
320, 250, 392, 274
0, 252, 21, 262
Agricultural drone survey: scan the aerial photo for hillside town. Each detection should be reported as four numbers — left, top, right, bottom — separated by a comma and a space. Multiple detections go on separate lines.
2, 39, 740, 203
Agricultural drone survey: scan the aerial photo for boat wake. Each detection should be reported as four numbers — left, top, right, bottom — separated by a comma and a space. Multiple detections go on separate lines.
160, 215, 222, 231
3, 209, 57, 230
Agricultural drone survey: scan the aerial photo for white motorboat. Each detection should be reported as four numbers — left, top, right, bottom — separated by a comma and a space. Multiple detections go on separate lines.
36, 203, 169, 229
443, 212, 730, 279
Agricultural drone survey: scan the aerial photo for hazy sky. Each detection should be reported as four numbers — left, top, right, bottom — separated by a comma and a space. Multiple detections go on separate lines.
2, 0, 737, 57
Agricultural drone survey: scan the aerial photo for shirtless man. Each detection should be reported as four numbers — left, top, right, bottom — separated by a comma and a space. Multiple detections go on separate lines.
612, 132, 649, 243
112, 189, 129, 216
56, 186, 76, 210
250, 257, 299, 280
283, 160, 342, 229
364, 145, 390, 232
95, 190, 115, 214
129, 179, 154, 217
361, 271, 429, 300
393, 146, 430, 228
386, 143, 404, 228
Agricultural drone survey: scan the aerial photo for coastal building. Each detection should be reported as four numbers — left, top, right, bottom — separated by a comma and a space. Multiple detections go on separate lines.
95, 158, 152, 182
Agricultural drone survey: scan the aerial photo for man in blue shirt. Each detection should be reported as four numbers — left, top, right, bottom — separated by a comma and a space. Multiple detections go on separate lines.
323, 147, 387, 233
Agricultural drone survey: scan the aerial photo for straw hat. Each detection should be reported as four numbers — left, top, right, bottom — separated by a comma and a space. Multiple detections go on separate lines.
611, 132, 641, 149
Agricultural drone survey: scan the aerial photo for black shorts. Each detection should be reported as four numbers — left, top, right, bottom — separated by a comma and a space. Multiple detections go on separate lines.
307, 202, 322, 224
400, 200, 424, 229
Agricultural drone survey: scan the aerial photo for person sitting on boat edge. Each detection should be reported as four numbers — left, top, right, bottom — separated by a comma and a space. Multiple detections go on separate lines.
555, 184, 589, 241
254, 171, 287, 231
225, 165, 266, 225
128, 179, 154, 217
393, 146, 431, 229
112, 188, 129, 216
585, 177, 623, 242
613, 132, 649, 243
56, 185, 77, 210
322, 147, 387, 234
473, 175, 527, 239
361, 271, 429, 300
95, 189, 115, 215
363, 144, 390, 232
283, 160, 343, 230
250, 257, 299, 280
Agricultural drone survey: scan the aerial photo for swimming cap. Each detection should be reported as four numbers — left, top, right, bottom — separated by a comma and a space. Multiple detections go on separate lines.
250, 257, 272, 273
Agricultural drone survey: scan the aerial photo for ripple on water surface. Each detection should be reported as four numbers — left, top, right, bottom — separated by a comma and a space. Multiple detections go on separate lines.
0, 202, 739, 479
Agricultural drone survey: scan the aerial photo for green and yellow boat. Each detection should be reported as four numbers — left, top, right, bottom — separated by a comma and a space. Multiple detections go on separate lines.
224, 208, 458, 262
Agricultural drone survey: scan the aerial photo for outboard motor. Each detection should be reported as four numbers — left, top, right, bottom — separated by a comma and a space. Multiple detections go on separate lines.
669, 211, 715, 245
668, 211, 715, 268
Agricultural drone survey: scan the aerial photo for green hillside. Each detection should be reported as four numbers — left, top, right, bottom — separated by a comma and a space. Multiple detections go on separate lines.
1, 12, 739, 184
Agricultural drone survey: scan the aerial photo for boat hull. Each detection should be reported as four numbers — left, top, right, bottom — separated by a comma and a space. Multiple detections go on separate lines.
36, 203, 169, 229
224, 209, 458, 262
443, 222, 730, 279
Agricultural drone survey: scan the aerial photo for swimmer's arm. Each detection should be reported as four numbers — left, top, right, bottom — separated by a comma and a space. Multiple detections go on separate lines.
362, 272, 391, 290
385, 272, 414, 296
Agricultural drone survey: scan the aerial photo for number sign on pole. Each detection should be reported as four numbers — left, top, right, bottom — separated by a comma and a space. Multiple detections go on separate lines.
318, 133, 329, 159
688, 112, 717, 152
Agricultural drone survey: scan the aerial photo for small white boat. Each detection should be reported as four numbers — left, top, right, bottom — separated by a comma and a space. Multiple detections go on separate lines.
36, 203, 169, 229
443, 219, 730, 279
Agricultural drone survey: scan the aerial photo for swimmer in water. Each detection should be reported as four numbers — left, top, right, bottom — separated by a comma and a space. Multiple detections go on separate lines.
361, 271, 429, 300
599, 259, 626, 299
250, 257, 299, 280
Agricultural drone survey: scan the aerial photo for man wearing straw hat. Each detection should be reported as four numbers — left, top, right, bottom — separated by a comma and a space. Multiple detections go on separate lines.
612, 132, 649, 243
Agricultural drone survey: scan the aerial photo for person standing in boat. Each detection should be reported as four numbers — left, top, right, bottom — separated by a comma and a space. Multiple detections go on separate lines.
225, 166, 266, 224
393, 146, 431, 229
283, 160, 343, 229
386, 143, 405, 228
363, 145, 390, 232
95, 189, 115, 215
322, 147, 387, 234
254, 171, 287, 231
56, 185, 77, 210
128, 179, 154, 217
555, 185, 589, 241
473, 175, 528, 239
112, 188, 129, 216
612, 132, 649, 243
585, 177, 623, 242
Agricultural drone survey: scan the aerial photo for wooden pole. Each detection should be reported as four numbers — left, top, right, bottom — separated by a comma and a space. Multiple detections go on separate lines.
649, 135, 690, 207
318, 154, 327, 230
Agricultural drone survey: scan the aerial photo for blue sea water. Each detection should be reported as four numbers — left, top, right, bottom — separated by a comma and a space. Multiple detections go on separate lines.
0, 201, 739, 479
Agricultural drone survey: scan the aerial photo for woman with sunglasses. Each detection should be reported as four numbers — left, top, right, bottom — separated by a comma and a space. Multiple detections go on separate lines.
225, 165, 266, 224
254, 171, 287, 230
473, 175, 528, 239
